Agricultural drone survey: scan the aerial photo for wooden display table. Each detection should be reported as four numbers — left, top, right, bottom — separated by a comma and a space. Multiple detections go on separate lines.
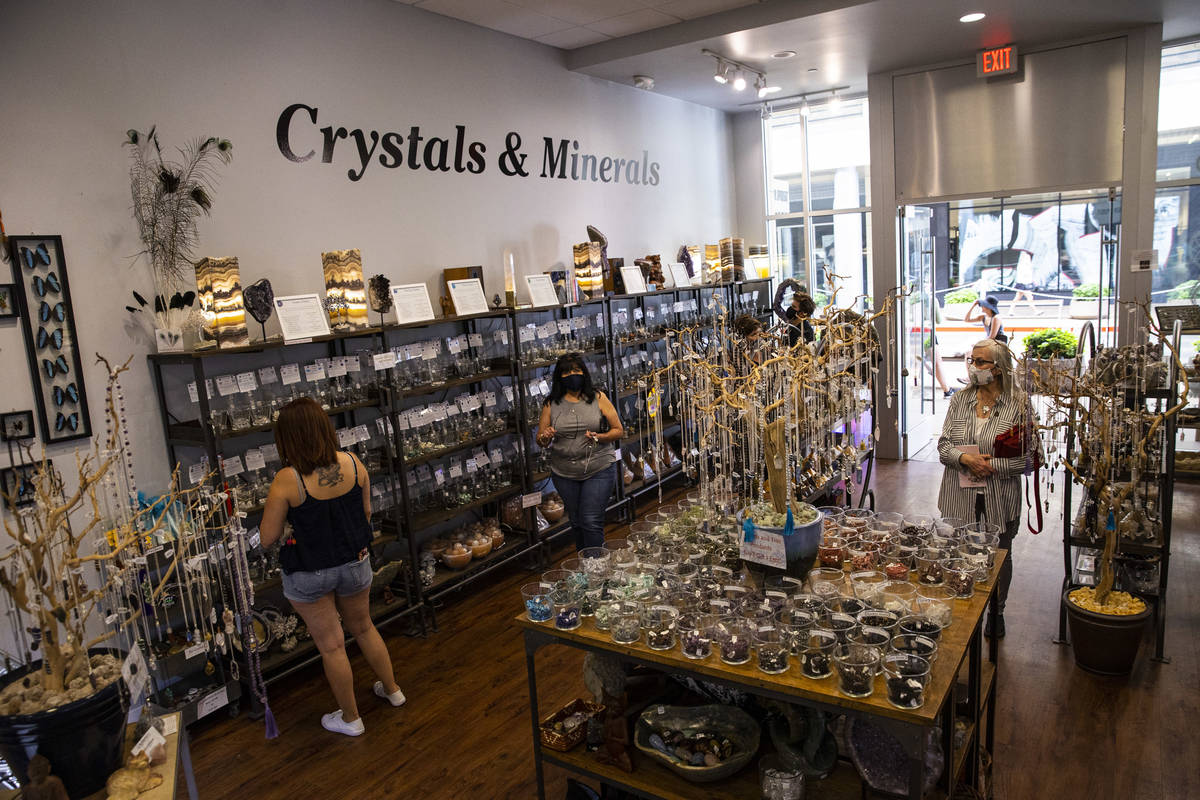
518, 554, 1004, 800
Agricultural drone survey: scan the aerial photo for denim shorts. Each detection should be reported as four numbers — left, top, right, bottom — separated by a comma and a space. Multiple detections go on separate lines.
282, 556, 371, 604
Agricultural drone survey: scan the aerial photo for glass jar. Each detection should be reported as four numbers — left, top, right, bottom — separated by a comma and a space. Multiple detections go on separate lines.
890, 632, 939, 664
807, 568, 845, 602
915, 547, 946, 585
883, 653, 931, 709
817, 535, 846, 569
641, 605, 679, 651
754, 626, 790, 675
798, 629, 838, 679
941, 557, 976, 598
713, 617, 751, 665
833, 643, 880, 698
857, 608, 899, 637
760, 753, 805, 800
551, 587, 581, 630
521, 582, 553, 622
845, 539, 880, 571
609, 601, 642, 644
848, 570, 888, 607
897, 613, 946, 642
678, 612, 715, 660
818, 612, 858, 644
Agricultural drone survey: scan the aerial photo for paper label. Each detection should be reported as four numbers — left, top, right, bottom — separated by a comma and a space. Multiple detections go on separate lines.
280, 364, 301, 385
447, 336, 463, 354
469, 333, 484, 349
740, 530, 787, 570
222, 455, 244, 476
522, 491, 543, 508
373, 351, 397, 371
258, 366, 278, 385
958, 445, 987, 489
236, 371, 258, 393
196, 686, 228, 720
345, 356, 362, 373
327, 358, 348, 378
185, 642, 208, 660
448, 462, 463, 479
132, 726, 167, 759
353, 424, 371, 443
304, 363, 326, 382
216, 375, 239, 397
483, 391, 497, 408
261, 443, 280, 462
188, 463, 206, 485
187, 382, 199, 403
244, 449, 266, 471
337, 429, 355, 447
433, 468, 445, 486
495, 329, 509, 346
556, 319, 572, 335
519, 325, 535, 343
249, 529, 261, 549
121, 647, 150, 699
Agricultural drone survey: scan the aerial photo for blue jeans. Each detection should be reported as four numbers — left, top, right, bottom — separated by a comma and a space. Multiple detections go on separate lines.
553, 464, 616, 551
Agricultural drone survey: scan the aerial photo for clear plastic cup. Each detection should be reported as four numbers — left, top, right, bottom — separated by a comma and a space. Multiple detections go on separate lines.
897, 613, 946, 642
714, 616, 752, 665
807, 568, 845, 601
882, 580, 919, 615
642, 605, 680, 650
754, 626, 790, 675
891, 632, 939, 663
883, 652, 931, 709
818, 612, 858, 644
849, 570, 888, 606
609, 600, 642, 644
678, 612, 716, 660
799, 629, 838, 678
941, 557, 976, 598
833, 643, 881, 698
551, 586, 582, 630
522, 582, 554, 622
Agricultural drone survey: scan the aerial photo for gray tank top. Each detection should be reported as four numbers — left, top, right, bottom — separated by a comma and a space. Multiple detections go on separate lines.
548, 396, 616, 479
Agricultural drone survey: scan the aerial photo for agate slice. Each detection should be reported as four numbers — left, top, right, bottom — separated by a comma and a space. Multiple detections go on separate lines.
321, 249, 368, 329
194, 256, 250, 348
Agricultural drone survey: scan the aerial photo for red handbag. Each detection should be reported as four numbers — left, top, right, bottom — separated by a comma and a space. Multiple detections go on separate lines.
994, 423, 1044, 534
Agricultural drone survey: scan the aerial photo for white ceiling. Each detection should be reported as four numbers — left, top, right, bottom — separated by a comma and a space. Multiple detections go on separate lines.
398, 0, 1200, 111
395, 0, 760, 49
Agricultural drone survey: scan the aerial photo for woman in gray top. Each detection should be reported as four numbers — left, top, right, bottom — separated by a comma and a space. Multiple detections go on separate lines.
536, 354, 624, 551
937, 338, 1035, 637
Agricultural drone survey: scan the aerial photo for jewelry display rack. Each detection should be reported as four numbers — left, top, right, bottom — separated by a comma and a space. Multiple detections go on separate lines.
1054, 320, 1179, 662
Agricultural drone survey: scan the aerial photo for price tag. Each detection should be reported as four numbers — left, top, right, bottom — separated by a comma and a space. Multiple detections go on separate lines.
261, 443, 280, 462
222, 455, 244, 476
447, 337, 463, 354
132, 726, 167, 759
185, 643, 207, 660
483, 391, 498, 408
433, 468, 445, 486
448, 462, 463, 479
353, 425, 371, 443
396, 413, 411, 431
422, 343, 439, 361
473, 450, 491, 467
345, 355, 362, 372
280, 364, 301, 385
572, 316, 587, 330
244, 449, 266, 471
519, 325, 535, 343
444, 404, 459, 419
216, 375, 239, 396
196, 687, 229, 720
594, 314, 603, 329
258, 366, 278, 385
468, 333, 484, 349
538, 379, 550, 396
503, 386, 514, 403
236, 371, 258, 393
373, 351, 397, 371
556, 319, 572, 335
327, 358, 348, 378
740, 529, 786, 570
187, 382, 199, 403
495, 329, 509, 346
465, 457, 478, 473
188, 463, 207, 485
249, 529, 261, 549
647, 308, 657, 320
304, 363, 326, 382
634, 308, 643, 320
337, 429, 355, 447
522, 491, 543, 508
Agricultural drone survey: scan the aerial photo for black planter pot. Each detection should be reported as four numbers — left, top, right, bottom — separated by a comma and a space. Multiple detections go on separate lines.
0, 653, 128, 799
1063, 587, 1152, 676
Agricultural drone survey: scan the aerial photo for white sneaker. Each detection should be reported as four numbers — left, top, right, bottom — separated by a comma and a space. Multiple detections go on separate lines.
374, 681, 406, 707
321, 709, 365, 736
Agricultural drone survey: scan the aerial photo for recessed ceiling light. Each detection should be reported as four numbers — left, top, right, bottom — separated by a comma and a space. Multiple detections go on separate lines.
960, 12, 986, 22
807, 67, 819, 73
633, 75, 654, 90
772, 50, 796, 59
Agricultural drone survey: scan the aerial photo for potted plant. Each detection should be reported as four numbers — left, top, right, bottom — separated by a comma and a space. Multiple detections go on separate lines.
0, 357, 217, 796
125, 127, 233, 350
1032, 317, 1188, 674
941, 287, 977, 320
1069, 283, 1101, 319
1021, 328, 1079, 394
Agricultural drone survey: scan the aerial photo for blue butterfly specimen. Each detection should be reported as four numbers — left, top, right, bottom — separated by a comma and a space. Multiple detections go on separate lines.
42, 355, 69, 379
32, 272, 61, 297
37, 327, 63, 350
55, 412, 79, 432
39, 301, 65, 322
54, 383, 79, 406
19, 243, 50, 269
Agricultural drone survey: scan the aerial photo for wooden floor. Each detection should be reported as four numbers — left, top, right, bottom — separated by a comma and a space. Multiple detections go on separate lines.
186, 461, 1200, 800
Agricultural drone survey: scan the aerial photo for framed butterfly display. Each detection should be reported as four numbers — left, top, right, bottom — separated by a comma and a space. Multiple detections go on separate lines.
0, 283, 17, 318
7, 235, 92, 444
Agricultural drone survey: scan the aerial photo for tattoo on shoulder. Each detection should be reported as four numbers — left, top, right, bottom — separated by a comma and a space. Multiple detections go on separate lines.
316, 463, 342, 487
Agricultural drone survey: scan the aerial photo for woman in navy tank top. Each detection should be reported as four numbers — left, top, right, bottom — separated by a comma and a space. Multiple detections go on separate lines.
261, 398, 406, 736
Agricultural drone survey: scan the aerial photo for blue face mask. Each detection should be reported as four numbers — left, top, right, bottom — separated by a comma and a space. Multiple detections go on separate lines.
562, 374, 585, 393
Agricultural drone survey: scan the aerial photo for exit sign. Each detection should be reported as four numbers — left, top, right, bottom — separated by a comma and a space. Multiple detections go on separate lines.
977, 45, 1018, 77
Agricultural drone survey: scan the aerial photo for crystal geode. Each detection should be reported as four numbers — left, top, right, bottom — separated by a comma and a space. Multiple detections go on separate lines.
368, 274, 392, 314
244, 278, 274, 325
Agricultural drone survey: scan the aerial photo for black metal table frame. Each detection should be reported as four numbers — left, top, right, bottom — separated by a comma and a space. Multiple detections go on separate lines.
522, 596, 998, 800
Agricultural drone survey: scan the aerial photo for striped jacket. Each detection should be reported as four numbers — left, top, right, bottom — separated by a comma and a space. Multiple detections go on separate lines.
937, 386, 1034, 527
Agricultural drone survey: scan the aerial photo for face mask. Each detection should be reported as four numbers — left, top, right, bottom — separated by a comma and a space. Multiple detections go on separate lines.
968, 365, 995, 386
562, 374, 585, 393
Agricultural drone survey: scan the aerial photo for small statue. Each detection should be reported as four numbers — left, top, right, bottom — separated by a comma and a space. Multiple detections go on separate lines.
105, 752, 163, 800
23, 755, 68, 800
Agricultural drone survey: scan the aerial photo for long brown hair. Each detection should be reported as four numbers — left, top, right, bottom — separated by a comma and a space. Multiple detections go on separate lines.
274, 397, 338, 475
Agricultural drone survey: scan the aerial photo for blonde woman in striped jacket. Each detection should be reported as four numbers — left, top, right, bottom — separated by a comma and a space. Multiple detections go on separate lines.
937, 339, 1033, 637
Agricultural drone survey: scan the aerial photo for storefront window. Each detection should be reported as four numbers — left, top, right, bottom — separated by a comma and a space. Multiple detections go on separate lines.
764, 98, 872, 308
1154, 41, 1200, 299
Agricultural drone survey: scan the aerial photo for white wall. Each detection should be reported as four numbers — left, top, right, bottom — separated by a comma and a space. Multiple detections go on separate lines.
0, 0, 734, 488
731, 111, 767, 250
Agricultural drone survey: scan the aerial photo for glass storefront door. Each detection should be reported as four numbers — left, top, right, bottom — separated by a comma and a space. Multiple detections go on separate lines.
898, 206, 938, 457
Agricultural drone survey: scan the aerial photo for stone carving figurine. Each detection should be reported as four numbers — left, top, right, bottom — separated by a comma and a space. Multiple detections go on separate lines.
23, 755, 68, 800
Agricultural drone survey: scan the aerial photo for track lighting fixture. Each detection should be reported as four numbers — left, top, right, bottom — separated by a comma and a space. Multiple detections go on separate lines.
704, 49, 772, 97
732, 70, 747, 91
714, 59, 729, 84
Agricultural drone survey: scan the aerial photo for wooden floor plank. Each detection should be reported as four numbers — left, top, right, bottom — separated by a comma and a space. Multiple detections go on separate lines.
185, 462, 1200, 800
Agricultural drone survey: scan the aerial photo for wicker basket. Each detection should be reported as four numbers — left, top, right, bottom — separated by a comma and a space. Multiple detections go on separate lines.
539, 699, 605, 752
